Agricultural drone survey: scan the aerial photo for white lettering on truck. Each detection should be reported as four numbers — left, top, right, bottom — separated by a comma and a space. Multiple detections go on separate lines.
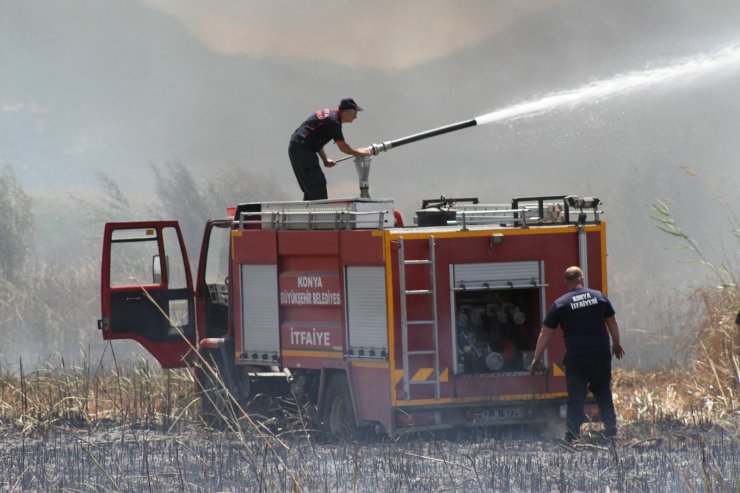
297, 276, 323, 288
280, 290, 340, 305
289, 327, 331, 347
280, 274, 341, 306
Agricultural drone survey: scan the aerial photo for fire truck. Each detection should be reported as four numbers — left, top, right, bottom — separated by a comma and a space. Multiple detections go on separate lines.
99, 192, 606, 436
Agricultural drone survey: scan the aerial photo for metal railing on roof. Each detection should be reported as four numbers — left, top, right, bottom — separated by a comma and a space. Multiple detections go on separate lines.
237, 209, 389, 231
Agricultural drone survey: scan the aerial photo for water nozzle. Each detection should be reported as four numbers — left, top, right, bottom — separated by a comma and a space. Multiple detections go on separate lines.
354, 155, 372, 198
368, 142, 392, 156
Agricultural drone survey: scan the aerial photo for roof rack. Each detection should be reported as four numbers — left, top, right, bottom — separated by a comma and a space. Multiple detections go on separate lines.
511, 195, 602, 225
453, 206, 532, 229
414, 195, 602, 230
235, 198, 394, 231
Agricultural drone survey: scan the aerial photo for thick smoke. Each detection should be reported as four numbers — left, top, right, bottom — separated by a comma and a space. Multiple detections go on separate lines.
1, 0, 739, 368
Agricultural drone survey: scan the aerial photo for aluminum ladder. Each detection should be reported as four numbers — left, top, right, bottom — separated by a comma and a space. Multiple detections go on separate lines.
398, 236, 441, 400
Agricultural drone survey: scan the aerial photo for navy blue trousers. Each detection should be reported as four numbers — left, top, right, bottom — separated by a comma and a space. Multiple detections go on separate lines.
289, 138, 327, 201
563, 349, 617, 438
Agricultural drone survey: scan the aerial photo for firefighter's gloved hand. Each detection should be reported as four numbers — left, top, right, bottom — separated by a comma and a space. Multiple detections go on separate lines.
612, 344, 625, 359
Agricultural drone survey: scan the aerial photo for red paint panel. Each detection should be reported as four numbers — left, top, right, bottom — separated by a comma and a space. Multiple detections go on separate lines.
351, 365, 392, 430
340, 230, 384, 264
280, 255, 339, 272
278, 231, 338, 255
454, 374, 566, 396
439, 233, 579, 267
104, 335, 193, 369
281, 305, 343, 323
233, 230, 277, 263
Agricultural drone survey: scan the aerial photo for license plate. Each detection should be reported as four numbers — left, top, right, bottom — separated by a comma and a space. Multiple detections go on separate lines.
471, 406, 527, 422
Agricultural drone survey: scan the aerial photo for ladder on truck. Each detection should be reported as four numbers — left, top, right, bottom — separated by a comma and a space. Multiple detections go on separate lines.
398, 236, 441, 400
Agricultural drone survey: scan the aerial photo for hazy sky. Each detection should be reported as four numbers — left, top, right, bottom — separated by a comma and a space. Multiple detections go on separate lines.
3, 1, 739, 233
2, 0, 740, 365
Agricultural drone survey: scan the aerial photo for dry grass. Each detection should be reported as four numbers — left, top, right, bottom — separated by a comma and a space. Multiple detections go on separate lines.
0, 287, 736, 491
614, 287, 738, 432
1, 291, 737, 437
0, 335, 737, 492
0, 355, 199, 434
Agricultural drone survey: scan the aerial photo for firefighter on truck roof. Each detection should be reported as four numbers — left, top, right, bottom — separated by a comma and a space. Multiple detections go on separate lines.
288, 98, 372, 201
530, 266, 625, 444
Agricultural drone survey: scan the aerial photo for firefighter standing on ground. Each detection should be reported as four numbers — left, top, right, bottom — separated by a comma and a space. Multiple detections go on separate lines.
289, 98, 371, 200
530, 266, 625, 442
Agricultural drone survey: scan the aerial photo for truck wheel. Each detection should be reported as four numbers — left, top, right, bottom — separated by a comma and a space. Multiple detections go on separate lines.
198, 349, 231, 427
322, 374, 357, 439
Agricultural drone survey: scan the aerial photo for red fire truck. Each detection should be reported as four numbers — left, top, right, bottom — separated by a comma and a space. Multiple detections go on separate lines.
99, 194, 606, 436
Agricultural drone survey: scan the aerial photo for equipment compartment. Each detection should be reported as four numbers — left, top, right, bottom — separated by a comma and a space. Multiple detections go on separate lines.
450, 260, 545, 375
454, 288, 540, 375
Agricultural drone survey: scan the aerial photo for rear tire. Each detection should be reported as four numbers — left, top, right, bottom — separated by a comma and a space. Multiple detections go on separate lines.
321, 374, 357, 440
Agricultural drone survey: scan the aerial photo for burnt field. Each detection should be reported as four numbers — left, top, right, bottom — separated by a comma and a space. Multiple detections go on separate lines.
0, 361, 737, 493
1, 289, 737, 492
0, 418, 737, 492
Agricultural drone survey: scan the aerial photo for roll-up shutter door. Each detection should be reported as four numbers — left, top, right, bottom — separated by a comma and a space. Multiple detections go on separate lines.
346, 266, 388, 356
240, 264, 280, 361
452, 260, 544, 290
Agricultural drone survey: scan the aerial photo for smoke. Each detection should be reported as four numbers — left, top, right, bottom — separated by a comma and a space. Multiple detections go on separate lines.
2, 0, 740, 368
141, 0, 567, 71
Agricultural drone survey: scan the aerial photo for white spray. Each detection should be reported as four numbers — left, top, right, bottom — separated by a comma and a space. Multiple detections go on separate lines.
474, 43, 740, 126
354, 42, 740, 196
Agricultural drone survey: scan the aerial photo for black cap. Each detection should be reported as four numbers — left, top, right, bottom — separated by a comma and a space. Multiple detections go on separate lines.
339, 98, 363, 111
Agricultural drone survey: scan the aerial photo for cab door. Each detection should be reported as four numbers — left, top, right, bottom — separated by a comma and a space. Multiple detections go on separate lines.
99, 221, 195, 368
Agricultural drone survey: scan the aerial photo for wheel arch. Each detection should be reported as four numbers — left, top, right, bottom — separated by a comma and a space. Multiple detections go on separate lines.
318, 368, 360, 430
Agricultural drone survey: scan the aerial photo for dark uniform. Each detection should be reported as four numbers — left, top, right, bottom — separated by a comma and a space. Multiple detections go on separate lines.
543, 286, 617, 440
289, 108, 345, 201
